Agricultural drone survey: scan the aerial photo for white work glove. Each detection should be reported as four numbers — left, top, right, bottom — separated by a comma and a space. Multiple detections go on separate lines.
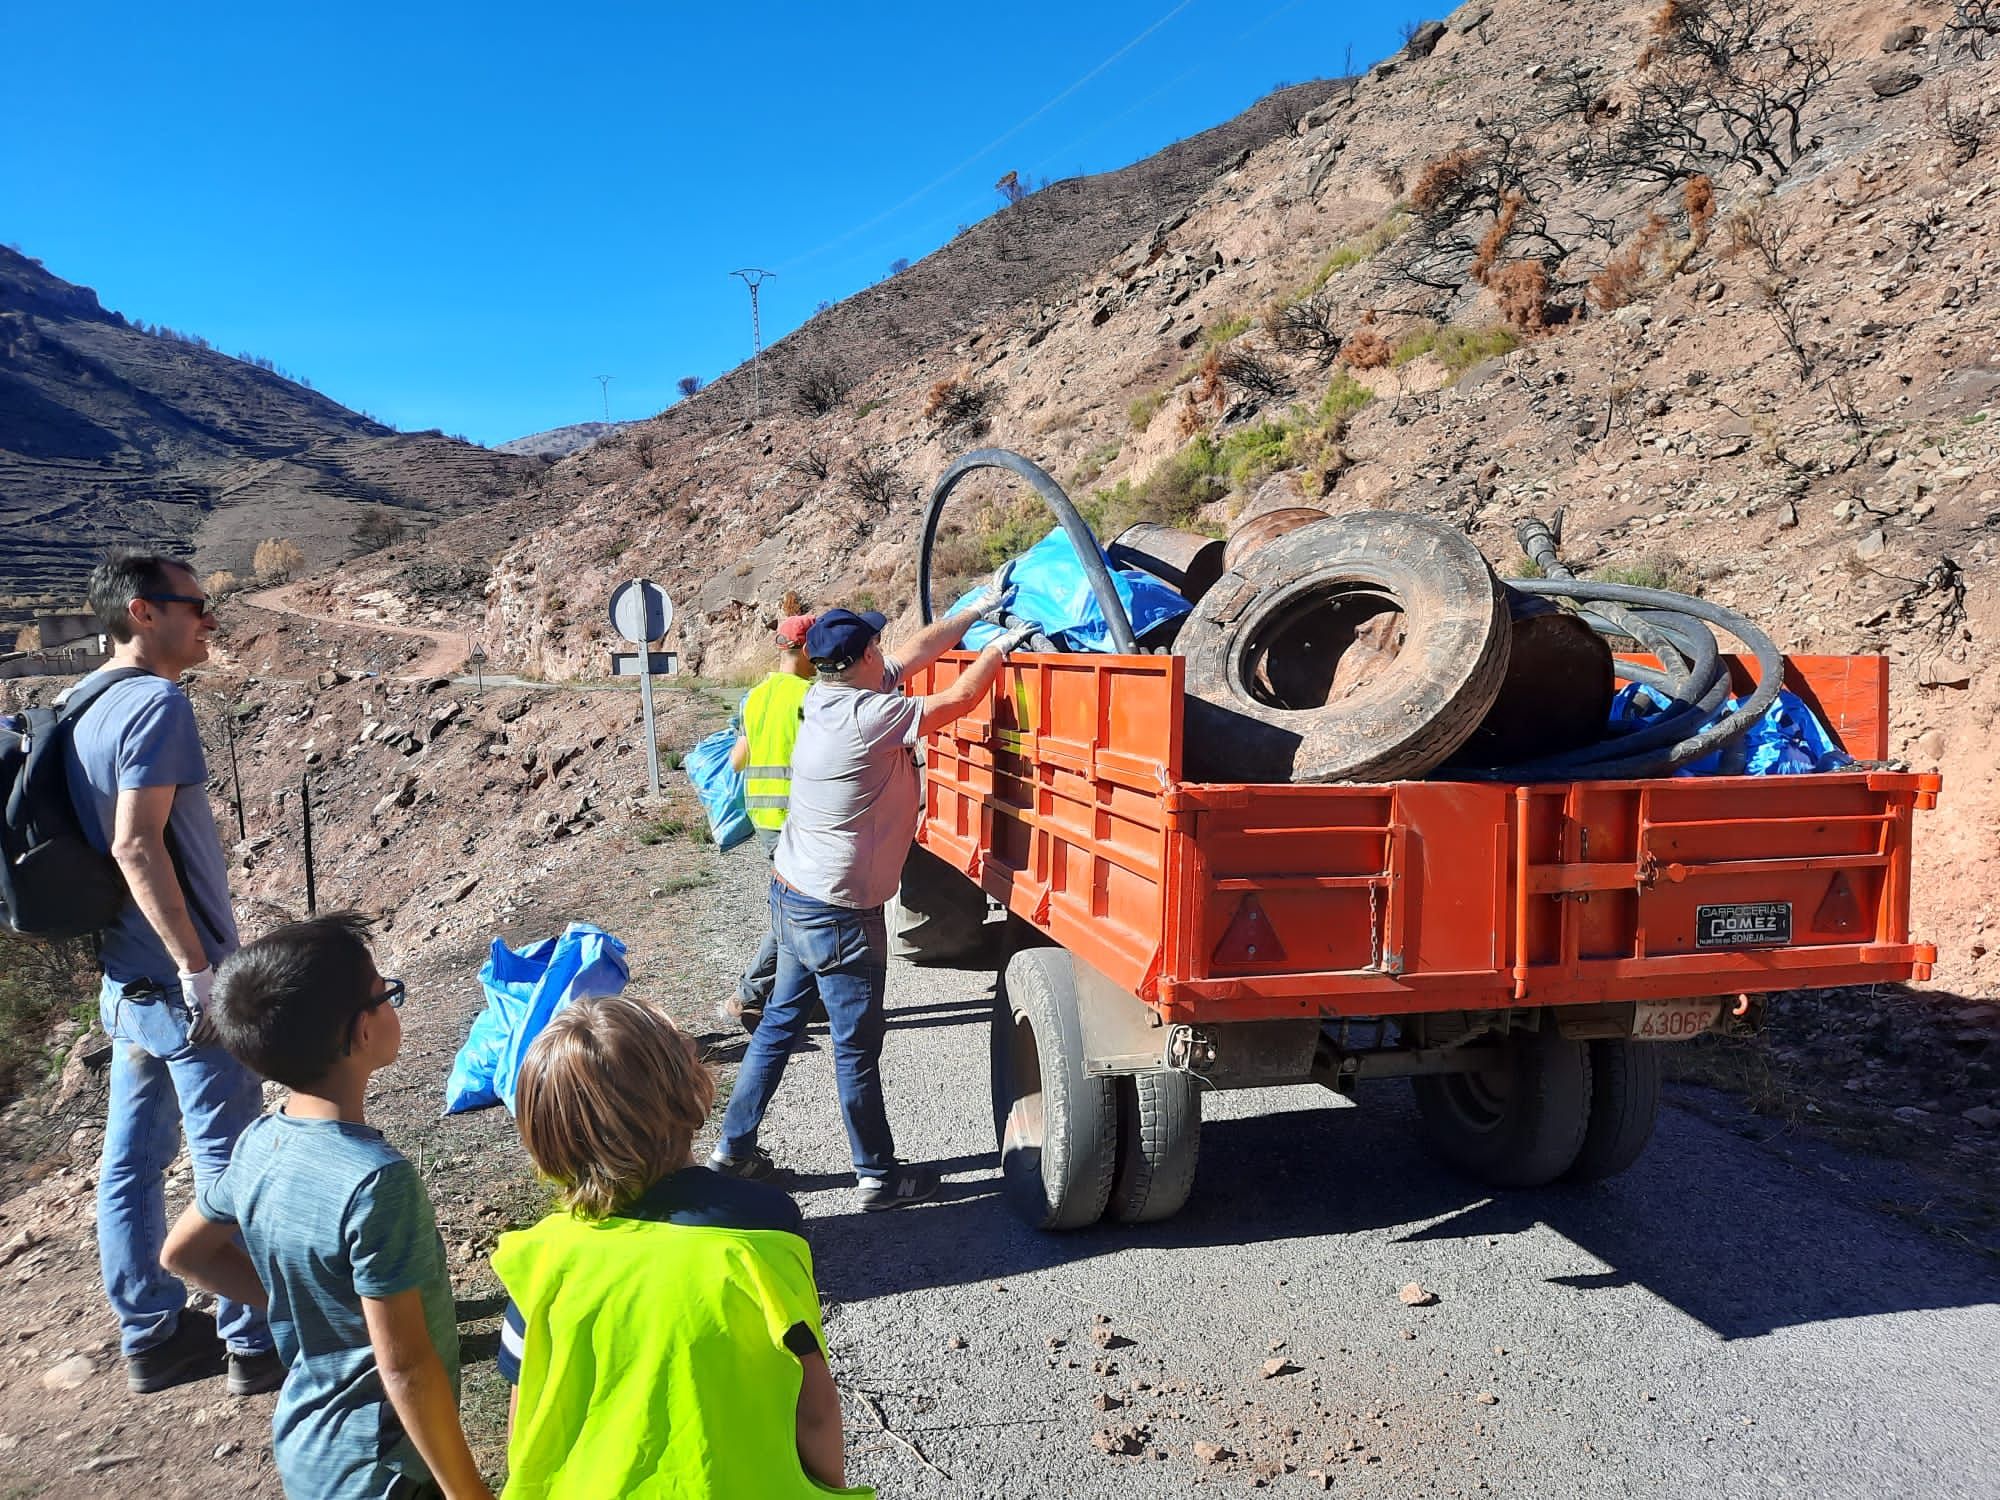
179, 966, 217, 1045
990, 622, 1040, 657
965, 563, 1018, 624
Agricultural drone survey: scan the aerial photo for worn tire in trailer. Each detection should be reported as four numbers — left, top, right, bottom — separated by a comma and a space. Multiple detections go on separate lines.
1180, 511, 1512, 783
1563, 1038, 1662, 1182
990, 947, 1118, 1229
1107, 1071, 1202, 1224
1412, 1024, 1593, 1188
888, 844, 990, 964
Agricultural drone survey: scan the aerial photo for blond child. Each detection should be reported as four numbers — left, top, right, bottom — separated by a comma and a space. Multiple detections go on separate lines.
494, 994, 867, 1497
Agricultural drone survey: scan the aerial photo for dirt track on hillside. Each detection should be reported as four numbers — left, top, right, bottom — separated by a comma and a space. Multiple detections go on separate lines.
243, 582, 469, 679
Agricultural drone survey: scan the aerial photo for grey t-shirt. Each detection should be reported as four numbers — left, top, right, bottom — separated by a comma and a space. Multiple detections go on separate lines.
199, 1113, 458, 1500
774, 658, 923, 910
62, 669, 237, 981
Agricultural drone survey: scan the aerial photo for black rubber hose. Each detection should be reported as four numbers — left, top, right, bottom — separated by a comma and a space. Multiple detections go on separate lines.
1470, 579, 1787, 781
917, 448, 1138, 654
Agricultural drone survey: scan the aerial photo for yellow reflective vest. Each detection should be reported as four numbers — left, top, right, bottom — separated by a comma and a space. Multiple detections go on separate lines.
492, 1209, 872, 1499
742, 671, 811, 832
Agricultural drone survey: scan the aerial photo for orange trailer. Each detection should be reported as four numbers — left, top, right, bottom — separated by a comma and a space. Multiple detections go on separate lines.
905, 648, 1938, 1229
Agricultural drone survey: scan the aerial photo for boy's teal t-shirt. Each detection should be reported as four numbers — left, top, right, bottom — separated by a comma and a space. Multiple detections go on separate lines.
199, 1112, 459, 1500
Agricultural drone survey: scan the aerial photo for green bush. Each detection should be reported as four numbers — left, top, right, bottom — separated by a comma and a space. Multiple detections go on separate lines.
1071, 441, 1121, 488
1392, 323, 1519, 376
1202, 314, 1254, 347
1305, 209, 1410, 293
1318, 372, 1374, 424
1127, 392, 1164, 431
0, 932, 95, 1099
1590, 555, 1694, 594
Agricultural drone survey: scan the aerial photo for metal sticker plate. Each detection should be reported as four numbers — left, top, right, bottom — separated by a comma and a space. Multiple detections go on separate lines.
1696, 901, 1793, 948
1632, 999, 1720, 1041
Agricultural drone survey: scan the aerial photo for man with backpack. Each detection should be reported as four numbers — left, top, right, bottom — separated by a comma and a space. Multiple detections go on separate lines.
55, 555, 279, 1396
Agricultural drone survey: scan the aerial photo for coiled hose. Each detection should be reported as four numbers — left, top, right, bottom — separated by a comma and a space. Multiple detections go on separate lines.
1474, 517, 1786, 781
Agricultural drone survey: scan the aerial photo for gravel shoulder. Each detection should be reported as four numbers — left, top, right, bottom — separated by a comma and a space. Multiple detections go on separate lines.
2, 830, 1996, 1498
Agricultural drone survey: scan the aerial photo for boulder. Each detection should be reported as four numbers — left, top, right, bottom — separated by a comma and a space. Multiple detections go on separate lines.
1869, 67, 1924, 97
1405, 19, 1448, 57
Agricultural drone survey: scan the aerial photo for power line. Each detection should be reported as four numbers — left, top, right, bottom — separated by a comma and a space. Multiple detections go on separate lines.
595, 374, 614, 424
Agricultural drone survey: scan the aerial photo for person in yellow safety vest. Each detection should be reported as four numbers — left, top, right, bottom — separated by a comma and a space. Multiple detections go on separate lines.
719, 613, 817, 1032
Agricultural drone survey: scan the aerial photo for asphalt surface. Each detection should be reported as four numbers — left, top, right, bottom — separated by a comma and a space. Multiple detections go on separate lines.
689, 853, 2000, 1500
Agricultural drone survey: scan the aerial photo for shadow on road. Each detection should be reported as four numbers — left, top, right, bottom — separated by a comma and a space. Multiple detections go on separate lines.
809, 1069, 2000, 1342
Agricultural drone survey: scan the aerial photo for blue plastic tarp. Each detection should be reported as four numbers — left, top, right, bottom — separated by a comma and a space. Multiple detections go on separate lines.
950, 525, 1192, 653
443, 923, 630, 1114
1609, 684, 1855, 777
686, 725, 753, 852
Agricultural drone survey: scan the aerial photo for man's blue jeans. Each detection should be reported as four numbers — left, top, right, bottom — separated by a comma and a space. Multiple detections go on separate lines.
719, 880, 896, 1179
97, 976, 271, 1357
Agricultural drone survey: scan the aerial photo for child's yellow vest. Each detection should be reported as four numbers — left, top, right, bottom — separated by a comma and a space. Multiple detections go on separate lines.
492, 1210, 872, 1498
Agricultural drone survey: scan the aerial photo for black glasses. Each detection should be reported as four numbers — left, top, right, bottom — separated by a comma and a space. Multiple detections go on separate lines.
373, 978, 406, 1010
140, 592, 215, 616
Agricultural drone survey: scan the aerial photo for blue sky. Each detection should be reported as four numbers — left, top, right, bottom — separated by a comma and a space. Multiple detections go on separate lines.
3, 2, 1412, 446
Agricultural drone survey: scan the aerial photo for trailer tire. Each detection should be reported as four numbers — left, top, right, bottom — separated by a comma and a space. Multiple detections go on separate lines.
1413, 1025, 1592, 1188
990, 948, 1118, 1230
1108, 1071, 1201, 1224
888, 844, 989, 964
1180, 512, 1511, 782
1564, 1039, 1661, 1182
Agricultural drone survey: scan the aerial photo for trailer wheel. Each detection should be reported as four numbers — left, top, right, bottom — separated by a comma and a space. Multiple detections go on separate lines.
1564, 1039, 1661, 1182
1412, 1025, 1592, 1187
1180, 511, 1511, 783
990, 948, 1117, 1229
888, 845, 989, 964
1107, 1071, 1201, 1224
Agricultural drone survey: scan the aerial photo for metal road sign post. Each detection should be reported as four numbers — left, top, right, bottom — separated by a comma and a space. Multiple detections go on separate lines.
467, 635, 487, 697
608, 578, 675, 796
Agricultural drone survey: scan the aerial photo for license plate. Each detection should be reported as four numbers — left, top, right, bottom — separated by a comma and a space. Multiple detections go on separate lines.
1632, 1000, 1720, 1041
1696, 901, 1792, 948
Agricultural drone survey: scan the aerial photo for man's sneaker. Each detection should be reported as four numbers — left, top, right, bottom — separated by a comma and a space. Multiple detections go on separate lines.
707, 1146, 777, 1181
857, 1164, 940, 1212
126, 1308, 224, 1394
716, 995, 763, 1034
227, 1348, 286, 1397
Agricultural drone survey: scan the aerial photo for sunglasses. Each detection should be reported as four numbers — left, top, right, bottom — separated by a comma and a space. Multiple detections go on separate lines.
140, 592, 216, 617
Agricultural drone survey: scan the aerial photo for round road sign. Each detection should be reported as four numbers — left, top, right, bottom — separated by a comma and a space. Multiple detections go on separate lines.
608, 579, 674, 644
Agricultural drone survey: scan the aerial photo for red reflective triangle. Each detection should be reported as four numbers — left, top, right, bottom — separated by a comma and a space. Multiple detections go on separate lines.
1213, 894, 1287, 966
1812, 871, 1863, 934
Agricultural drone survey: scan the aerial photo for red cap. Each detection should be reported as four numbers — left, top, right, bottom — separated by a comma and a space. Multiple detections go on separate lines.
775, 613, 817, 647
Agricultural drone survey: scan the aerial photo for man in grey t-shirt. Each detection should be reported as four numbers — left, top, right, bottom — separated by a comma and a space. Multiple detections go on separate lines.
62, 554, 277, 1397
714, 587, 1033, 1211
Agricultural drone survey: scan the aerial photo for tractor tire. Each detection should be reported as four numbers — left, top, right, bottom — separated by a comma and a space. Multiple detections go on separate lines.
1180, 511, 1511, 783
888, 844, 989, 964
1413, 1024, 1592, 1188
1107, 1070, 1202, 1224
990, 947, 1118, 1230
1564, 1039, 1662, 1182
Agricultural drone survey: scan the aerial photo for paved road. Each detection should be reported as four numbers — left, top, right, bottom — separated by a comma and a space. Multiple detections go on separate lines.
691, 859, 2000, 1499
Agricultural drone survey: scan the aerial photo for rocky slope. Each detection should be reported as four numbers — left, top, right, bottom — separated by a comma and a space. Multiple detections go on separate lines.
369, 0, 1990, 1003
493, 420, 630, 458
0, 247, 540, 623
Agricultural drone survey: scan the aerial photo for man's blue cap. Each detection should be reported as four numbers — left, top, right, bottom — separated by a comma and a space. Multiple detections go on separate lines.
806, 608, 888, 669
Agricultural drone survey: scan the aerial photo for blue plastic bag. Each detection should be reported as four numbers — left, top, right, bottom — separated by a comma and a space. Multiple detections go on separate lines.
685, 726, 753, 852
1608, 684, 1854, 777
443, 923, 630, 1114
950, 525, 1193, 653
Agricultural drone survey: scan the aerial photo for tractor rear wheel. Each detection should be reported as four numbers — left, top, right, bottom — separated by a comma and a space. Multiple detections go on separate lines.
1413, 1024, 1592, 1188
1107, 1070, 1201, 1224
990, 947, 1117, 1229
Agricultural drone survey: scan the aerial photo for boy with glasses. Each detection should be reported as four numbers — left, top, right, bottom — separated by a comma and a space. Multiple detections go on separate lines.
164, 912, 490, 1500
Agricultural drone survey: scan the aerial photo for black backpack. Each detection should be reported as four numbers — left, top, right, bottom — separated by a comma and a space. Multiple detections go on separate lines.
0, 666, 150, 938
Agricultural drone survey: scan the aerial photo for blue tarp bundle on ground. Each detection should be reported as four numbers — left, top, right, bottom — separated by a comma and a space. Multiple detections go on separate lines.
686, 725, 754, 852
443, 923, 630, 1114
951, 525, 1192, 653
1609, 684, 1856, 777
